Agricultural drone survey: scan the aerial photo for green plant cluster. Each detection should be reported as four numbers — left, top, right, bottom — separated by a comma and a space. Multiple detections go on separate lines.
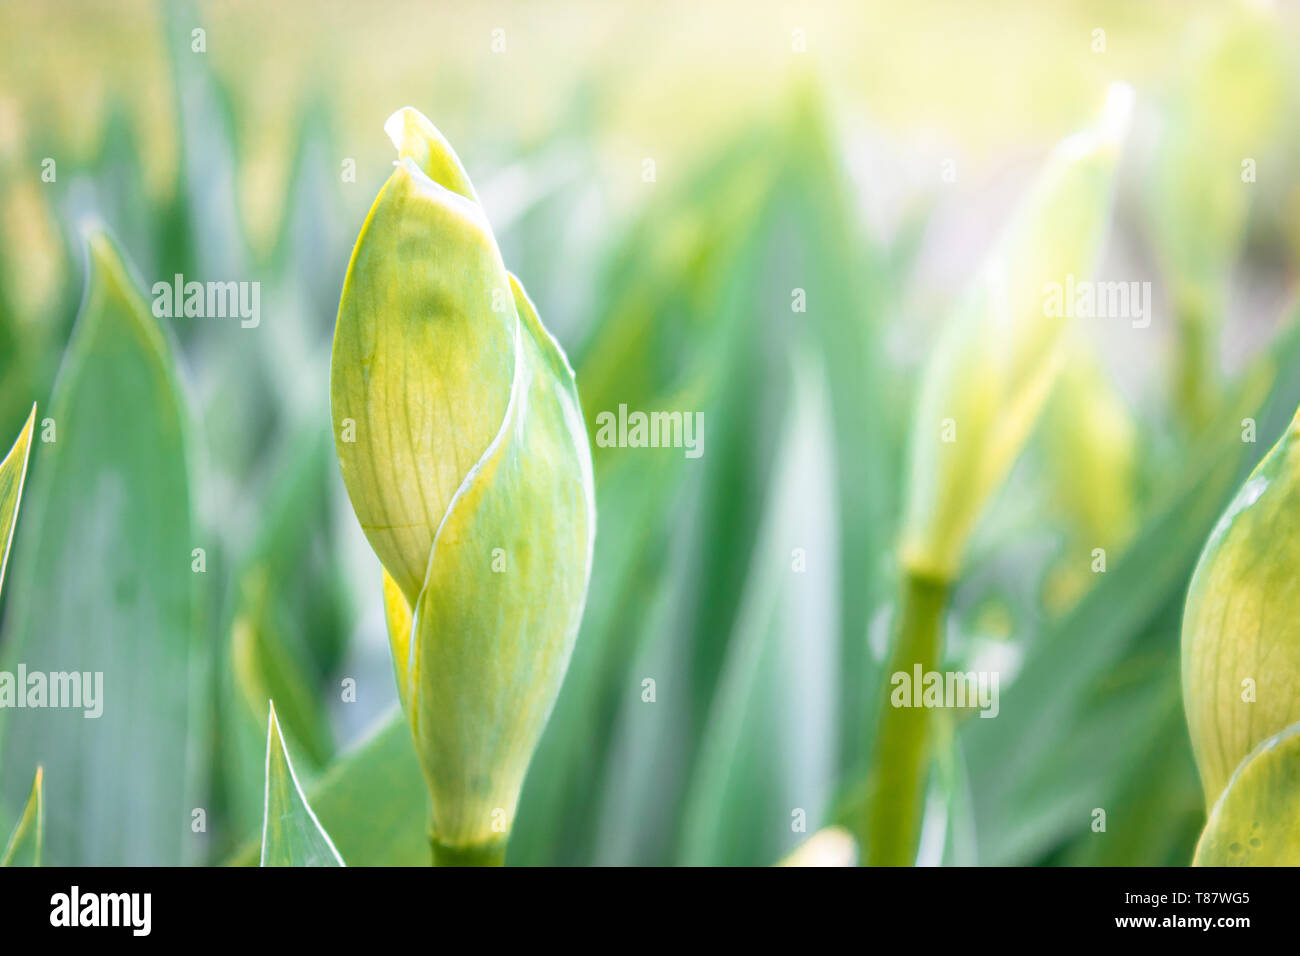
1, 2, 1299, 867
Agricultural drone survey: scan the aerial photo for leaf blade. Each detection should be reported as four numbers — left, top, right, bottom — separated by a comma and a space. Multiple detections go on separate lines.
229, 712, 426, 866
0, 403, 36, 598
0, 767, 43, 867
0, 229, 199, 866
260, 704, 344, 867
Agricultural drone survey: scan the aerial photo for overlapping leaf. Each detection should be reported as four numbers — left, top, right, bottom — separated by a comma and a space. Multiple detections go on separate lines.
1195, 721, 1300, 865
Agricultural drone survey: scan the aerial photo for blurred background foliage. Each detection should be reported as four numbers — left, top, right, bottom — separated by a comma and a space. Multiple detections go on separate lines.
1, 0, 1299, 865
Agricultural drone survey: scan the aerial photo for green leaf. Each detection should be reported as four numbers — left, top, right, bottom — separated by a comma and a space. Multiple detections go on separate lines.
1195, 721, 1300, 866
0, 403, 35, 598
229, 430, 346, 772
0, 767, 42, 867
229, 712, 427, 866
782, 87, 899, 773
677, 352, 840, 865
0, 228, 199, 866
509, 446, 685, 864
212, 428, 349, 853
239, 427, 352, 696
1060, 699, 1204, 866
231, 584, 334, 768
260, 704, 344, 867
514, 133, 779, 866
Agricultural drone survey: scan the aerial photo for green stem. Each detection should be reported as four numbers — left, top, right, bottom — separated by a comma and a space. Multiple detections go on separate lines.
430, 833, 508, 867
861, 570, 950, 866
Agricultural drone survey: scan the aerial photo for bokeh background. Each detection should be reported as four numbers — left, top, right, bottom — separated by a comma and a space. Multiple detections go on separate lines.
1, 0, 1299, 865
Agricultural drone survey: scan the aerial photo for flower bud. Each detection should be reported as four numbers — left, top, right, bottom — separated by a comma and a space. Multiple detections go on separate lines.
1182, 406, 1300, 807
899, 84, 1132, 580
331, 108, 595, 859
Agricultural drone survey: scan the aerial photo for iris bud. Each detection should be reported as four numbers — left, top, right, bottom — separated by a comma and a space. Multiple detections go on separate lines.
899, 85, 1132, 580
331, 107, 595, 863
1182, 407, 1300, 807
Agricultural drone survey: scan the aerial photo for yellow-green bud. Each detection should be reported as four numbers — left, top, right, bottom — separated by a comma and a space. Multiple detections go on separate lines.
1182, 407, 1300, 807
331, 107, 595, 857
899, 84, 1132, 580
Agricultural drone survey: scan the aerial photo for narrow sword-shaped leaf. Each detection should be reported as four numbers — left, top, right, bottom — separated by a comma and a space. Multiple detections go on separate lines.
227, 712, 426, 866
0, 228, 198, 865
0, 403, 35, 597
0, 767, 43, 867
260, 704, 344, 867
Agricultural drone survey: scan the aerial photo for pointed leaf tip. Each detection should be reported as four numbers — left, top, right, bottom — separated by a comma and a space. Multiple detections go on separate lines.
0, 402, 37, 599
1, 767, 44, 867
0, 230, 194, 866
261, 703, 345, 867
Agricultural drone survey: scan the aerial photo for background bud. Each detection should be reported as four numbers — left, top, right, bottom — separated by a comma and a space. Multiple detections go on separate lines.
899, 84, 1132, 580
